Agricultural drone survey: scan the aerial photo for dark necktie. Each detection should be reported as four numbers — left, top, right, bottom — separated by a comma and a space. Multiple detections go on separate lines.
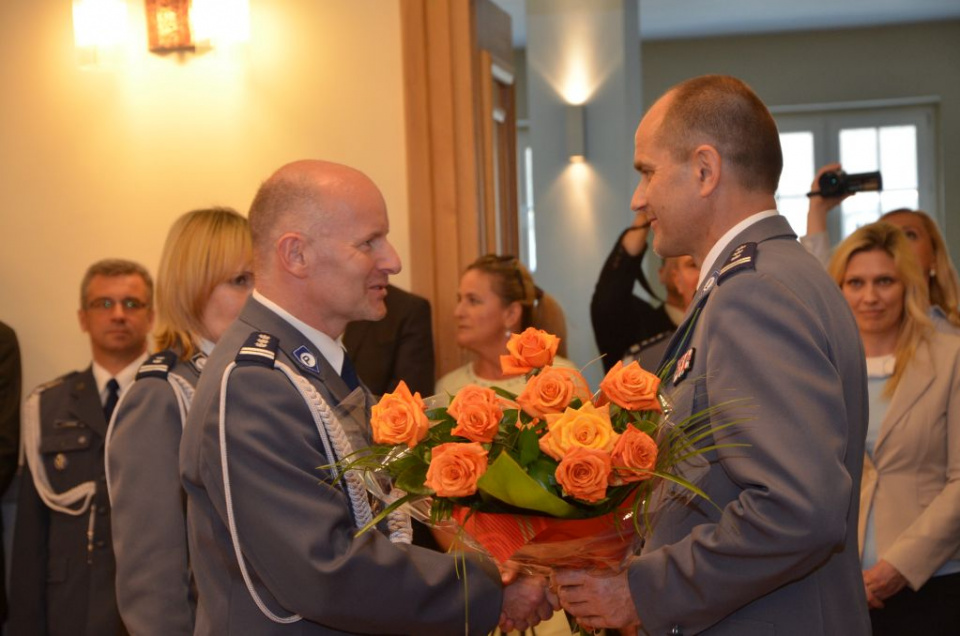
340, 354, 361, 392
103, 378, 120, 422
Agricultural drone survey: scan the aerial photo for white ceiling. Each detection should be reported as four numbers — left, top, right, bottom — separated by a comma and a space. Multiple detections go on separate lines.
493, 0, 960, 46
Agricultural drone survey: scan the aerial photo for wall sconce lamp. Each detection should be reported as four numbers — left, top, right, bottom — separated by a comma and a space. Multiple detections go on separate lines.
566, 104, 586, 163
72, 0, 129, 63
146, 0, 195, 52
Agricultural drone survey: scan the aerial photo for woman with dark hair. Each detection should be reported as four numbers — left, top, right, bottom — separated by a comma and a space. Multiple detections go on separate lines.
828, 221, 960, 635
436, 254, 574, 396
106, 207, 253, 635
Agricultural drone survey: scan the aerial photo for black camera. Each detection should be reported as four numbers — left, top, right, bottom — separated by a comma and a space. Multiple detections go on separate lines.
817, 170, 883, 197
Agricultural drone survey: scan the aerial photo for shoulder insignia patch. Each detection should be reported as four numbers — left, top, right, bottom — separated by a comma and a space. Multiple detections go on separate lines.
291, 345, 320, 375
717, 242, 757, 283
236, 332, 278, 367
137, 350, 179, 380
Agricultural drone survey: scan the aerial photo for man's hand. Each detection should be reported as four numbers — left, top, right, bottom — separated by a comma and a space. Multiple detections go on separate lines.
499, 574, 556, 632
863, 560, 908, 610
806, 162, 852, 234
554, 568, 641, 632
621, 211, 651, 256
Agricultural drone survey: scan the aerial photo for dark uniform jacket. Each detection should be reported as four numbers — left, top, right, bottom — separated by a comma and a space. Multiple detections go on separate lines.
180, 297, 503, 635
10, 367, 127, 636
628, 215, 871, 635
107, 350, 202, 635
343, 285, 435, 397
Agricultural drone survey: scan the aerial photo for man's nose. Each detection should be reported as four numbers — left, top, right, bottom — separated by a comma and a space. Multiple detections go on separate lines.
380, 241, 401, 275
630, 183, 645, 211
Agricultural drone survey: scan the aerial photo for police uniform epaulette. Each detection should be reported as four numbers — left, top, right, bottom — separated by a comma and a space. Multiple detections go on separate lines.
136, 349, 179, 380
717, 242, 757, 283
31, 375, 67, 396
236, 332, 278, 366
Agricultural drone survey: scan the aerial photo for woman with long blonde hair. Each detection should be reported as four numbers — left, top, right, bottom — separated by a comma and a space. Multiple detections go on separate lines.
106, 207, 253, 635
828, 221, 960, 634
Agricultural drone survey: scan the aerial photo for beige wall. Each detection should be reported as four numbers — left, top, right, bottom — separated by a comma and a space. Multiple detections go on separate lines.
642, 20, 960, 261
0, 1, 410, 393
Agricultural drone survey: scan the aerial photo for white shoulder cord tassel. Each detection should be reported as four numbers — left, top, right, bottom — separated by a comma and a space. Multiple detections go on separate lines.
21, 383, 96, 516
218, 359, 412, 625
105, 372, 194, 504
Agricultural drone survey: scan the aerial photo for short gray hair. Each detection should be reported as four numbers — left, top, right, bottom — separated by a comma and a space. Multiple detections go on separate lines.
80, 259, 154, 308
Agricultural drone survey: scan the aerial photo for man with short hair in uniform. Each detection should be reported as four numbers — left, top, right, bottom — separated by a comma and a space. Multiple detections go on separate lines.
10, 259, 154, 636
556, 75, 871, 635
179, 159, 554, 635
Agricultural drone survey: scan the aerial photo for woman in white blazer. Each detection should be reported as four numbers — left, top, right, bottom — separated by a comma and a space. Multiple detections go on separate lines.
829, 222, 960, 635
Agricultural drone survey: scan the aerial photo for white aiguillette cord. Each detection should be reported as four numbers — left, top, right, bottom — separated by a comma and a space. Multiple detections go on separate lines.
218, 359, 412, 625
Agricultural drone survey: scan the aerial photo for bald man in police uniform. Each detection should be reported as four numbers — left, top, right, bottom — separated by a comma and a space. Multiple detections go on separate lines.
10, 259, 153, 636
556, 76, 870, 635
179, 160, 553, 635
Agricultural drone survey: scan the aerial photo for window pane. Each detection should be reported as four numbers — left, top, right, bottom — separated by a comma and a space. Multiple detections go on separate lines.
777, 196, 809, 236
841, 191, 881, 236
840, 128, 879, 173
879, 126, 918, 190
778, 132, 815, 196
880, 189, 919, 213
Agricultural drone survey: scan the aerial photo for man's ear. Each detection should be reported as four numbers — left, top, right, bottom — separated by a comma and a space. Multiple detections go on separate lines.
693, 144, 721, 197
276, 232, 310, 278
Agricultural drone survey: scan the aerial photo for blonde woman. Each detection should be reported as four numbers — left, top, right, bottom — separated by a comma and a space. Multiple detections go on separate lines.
829, 222, 960, 634
106, 208, 253, 635
436, 254, 575, 396
804, 163, 960, 333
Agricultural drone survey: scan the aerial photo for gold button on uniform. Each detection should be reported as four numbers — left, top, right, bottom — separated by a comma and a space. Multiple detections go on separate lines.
54, 453, 68, 470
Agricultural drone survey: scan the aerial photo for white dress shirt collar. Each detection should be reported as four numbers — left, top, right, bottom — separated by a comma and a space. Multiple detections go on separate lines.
253, 290, 346, 374
697, 209, 780, 288
92, 351, 149, 404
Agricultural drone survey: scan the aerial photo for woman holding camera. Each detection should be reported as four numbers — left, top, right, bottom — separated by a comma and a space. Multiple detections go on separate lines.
828, 221, 960, 634
804, 162, 960, 332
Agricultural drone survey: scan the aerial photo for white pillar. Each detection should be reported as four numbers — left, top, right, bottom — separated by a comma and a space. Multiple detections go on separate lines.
526, 0, 642, 384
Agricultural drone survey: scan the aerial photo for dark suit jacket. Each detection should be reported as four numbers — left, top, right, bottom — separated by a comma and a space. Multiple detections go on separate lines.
629, 215, 871, 635
180, 297, 502, 635
343, 285, 435, 397
107, 350, 202, 635
10, 368, 126, 636
591, 237, 674, 371
0, 321, 21, 624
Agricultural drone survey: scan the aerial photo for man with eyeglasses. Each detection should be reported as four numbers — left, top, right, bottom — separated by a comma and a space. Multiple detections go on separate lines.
10, 258, 153, 636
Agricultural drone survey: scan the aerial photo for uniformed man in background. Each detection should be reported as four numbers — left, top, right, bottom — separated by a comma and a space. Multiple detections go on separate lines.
9, 259, 153, 636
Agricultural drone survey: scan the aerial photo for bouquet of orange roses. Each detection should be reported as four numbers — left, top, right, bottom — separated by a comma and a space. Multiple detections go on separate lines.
345, 327, 734, 573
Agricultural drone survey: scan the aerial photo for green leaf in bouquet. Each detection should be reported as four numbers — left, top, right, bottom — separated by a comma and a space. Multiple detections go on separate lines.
517, 428, 540, 467
394, 461, 431, 495
490, 386, 519, 401
425, 407, 450, 422
631, 417, 658, 436
476, 453, 580, 518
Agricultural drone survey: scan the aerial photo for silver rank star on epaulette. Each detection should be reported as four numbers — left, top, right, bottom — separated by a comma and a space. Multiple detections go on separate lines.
236, 332, 278, 367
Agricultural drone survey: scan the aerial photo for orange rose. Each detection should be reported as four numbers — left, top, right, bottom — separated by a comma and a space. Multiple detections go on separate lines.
449, 385, 503, 443
600, 360, 662, 412
500, 327, 560, 376
610, 425, 659, 485
516, 366, 591, 418
424, 442, 488, 497
539, 402, 619, 461
555, 447, 612, 503
370, 381, 429, 448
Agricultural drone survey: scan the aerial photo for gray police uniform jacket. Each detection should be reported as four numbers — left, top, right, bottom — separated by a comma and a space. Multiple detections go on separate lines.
179, 297, 503, 635
628, 215, 872, 635
9, 368, 127, 636
107, 349, 202, 636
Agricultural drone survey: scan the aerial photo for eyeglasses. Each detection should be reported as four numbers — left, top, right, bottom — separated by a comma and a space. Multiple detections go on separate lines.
86, 297, 150, 312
